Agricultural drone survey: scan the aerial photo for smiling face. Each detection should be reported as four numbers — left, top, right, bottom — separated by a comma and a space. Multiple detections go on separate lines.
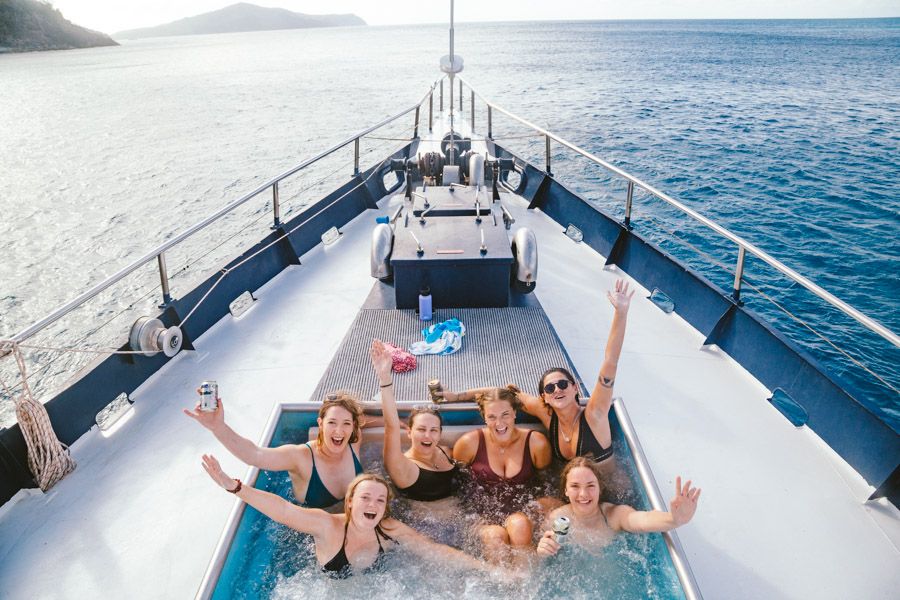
408, 412, 442, 454
564, 465, 602, 517
483, 399, 516, 442
347, 479, 389, 529
540, 369, 578, 413
318, 405, 355, 453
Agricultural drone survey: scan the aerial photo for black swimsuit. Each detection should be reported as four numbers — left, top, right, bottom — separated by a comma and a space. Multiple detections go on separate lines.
398, 446, 459, 501
322, 523, 393, 578
549, 409, 613, 462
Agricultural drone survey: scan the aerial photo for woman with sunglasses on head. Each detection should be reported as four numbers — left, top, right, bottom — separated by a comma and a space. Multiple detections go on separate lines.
438, 279, 634, 465
452, 387, 552, 561
369, 339, 459, 506
536, 457, 700, 558
201, 462, 503, 578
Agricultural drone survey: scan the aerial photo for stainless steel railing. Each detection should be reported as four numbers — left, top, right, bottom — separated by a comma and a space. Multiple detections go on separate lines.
5, 78, 446, 345
456, 76, 899, 350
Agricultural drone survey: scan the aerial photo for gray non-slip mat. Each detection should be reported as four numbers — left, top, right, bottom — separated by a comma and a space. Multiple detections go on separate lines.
309, 305, 574, 405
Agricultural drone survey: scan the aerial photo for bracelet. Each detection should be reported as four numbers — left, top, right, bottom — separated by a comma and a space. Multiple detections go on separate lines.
380, 382, 393, 388
227, 478, 242, 494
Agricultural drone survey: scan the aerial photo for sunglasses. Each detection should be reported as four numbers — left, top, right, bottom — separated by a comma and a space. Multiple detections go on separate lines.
543, 379, 572, 394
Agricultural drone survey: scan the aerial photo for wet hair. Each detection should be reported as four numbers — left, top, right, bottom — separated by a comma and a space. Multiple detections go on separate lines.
537, 367, 579, 415
560, 456, 605, 498
343, 473, 394, 526
474, 385, 523, 418
407, 405, 443, 430
317, 392, 362, 446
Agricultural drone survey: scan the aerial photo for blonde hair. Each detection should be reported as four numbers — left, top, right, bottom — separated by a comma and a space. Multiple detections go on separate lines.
560, 456, 605, 498
474, 384, 523, 417
317, 392, 362, 446
343, 473, 394, 525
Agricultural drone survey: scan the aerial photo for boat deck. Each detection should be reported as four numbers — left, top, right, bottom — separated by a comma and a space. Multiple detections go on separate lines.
0, 117, 897, 599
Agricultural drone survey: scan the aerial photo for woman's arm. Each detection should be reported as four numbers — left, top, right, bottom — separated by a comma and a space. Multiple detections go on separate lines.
387, 520, 499, 574
370, 340, 419, 488
452, 430, 479, 465
201, 454, 330, 537
437, 386, 546, 421
605, 476, 701, 534
586, 279, 634, 417
185, 399, 305, 472
529, 430, 553, 470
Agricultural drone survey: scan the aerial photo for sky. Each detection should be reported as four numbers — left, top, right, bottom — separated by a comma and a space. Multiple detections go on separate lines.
51, 0, 900, 35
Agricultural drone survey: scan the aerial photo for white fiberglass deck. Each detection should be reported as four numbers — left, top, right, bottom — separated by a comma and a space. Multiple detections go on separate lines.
0, 121, 898, 599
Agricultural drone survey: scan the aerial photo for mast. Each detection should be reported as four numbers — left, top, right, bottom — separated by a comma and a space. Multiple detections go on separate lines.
440, 0, 463, 165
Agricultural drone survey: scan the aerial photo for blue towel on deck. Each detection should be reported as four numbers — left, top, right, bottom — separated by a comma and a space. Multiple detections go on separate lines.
409, 318, 466, 355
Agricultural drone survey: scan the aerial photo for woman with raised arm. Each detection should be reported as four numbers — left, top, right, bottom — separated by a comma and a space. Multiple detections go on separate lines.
536, 457, 700, 558
202, 459, 501, 578
185, 393, 366, 509
370, 339, 459, 504
439, 279, 635, 465
452, 387, 552, 560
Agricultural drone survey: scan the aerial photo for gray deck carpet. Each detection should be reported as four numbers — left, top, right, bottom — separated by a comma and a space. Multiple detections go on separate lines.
309, 305, 574, 405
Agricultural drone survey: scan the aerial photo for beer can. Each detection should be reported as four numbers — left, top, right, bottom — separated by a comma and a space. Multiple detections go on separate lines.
427, 379, 443, 403
553, 516, 571, 542
199, 381, 219, 412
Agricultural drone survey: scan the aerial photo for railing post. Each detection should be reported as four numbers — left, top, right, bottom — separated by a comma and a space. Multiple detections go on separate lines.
459, 80, 463, 111
440, 80, 444, 111
624, 181, 634, 228
733, 246, 746, 302
428, 90, 433, 132
414, 106, 420, 139
488, 106, 492, 139
354, 138, 360, 176
157, 252, 172, 306
470, 90, 475, 130
272, 181, 281, 228
545, 135, 552, 176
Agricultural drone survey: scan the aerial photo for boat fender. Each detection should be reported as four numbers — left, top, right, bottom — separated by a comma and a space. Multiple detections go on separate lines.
510, 227, 538, 294
129, 317, 183, 358
370, 223, 394, 280
469, 152, 485, 188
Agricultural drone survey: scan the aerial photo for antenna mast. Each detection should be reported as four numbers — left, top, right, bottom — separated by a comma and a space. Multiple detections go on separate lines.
440, 0, 464, 165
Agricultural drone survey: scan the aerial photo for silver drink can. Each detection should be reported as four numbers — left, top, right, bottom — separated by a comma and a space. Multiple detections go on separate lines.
427, 379, 443, 403
199, 381, 219, 412
553, 516, 571, 543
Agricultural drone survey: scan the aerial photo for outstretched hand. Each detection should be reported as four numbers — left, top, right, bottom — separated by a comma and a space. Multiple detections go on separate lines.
669, 476, 701, 527
202, 454, 237, 490
370, 339, 393, 381
183, 393, 225, 432
606, 279, 635, 314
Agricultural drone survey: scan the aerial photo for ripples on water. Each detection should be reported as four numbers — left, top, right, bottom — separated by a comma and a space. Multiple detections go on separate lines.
0, 19, 897, 430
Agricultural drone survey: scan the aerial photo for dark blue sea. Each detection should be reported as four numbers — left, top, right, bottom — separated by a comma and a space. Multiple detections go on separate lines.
0, 19, 898, 430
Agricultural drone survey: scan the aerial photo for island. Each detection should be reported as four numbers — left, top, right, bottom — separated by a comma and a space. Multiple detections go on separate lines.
114, 2, 366, 40
0, 0, 117, 53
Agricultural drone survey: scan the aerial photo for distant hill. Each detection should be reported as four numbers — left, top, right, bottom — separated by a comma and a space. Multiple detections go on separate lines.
114, 2, 366, 40
0, 0, 117, 53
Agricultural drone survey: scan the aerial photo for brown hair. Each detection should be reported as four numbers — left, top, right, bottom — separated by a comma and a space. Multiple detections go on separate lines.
537, 367, 579, 415
407, 405, 443, 430
474, 384, 523, 417
317, 392, 362, 446
343, 473, 394, 526
560, 456, 605, 498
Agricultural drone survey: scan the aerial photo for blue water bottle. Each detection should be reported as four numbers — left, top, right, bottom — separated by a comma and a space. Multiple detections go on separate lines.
419, 286, 432, 321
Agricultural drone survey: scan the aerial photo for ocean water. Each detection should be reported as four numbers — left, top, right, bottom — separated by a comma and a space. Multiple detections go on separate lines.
0, 19, 897, 430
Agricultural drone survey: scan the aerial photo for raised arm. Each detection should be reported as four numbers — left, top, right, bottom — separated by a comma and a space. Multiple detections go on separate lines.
201, 454, 330, 537
437, 386, 546, 421
586, 279, 634, 416
185, 398, 305, 472
605, 476, 701, 534
370, 340, 418, 488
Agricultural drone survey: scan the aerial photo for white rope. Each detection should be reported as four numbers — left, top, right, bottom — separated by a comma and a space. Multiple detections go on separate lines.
0, 341, 76, 491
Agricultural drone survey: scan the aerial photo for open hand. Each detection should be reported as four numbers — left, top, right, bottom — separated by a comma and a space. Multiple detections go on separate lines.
183, 393, 225, 431
606, 279, 635, 314
201, 454, 237, 490
370, 339, 393, 380
669, 476, 701, 527
536, 529, 561, 557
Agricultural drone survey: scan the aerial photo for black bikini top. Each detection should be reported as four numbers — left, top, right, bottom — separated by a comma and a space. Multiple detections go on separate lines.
321, 523, 393, 578
398, 446, 459, 502
549, 409, 613, 463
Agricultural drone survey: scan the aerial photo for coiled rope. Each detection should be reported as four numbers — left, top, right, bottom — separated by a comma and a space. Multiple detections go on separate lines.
0, 341, 76, 491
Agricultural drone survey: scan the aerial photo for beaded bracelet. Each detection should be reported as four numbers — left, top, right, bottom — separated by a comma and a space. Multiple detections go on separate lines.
227, 479, 242, 494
